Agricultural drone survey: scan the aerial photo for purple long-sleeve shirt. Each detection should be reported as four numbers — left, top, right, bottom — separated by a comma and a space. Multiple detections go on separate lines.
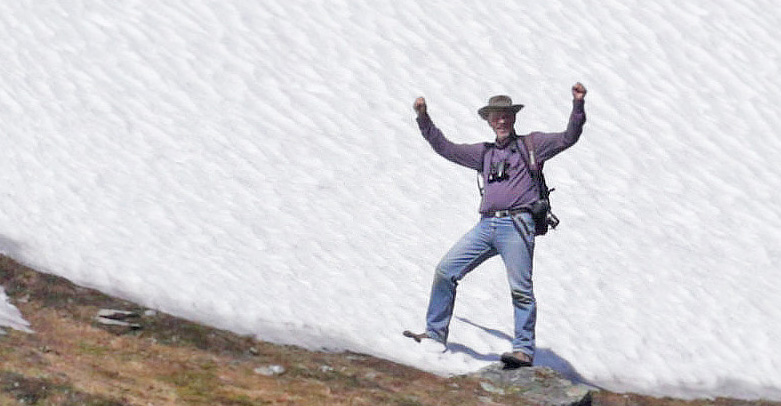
417, 99, 586, 214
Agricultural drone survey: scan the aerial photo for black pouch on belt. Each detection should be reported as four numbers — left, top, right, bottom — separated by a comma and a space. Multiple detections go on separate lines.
529, 198, 557, 236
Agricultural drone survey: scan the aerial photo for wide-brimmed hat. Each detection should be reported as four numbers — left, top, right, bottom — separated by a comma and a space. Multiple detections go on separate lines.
477, 95, 524, 120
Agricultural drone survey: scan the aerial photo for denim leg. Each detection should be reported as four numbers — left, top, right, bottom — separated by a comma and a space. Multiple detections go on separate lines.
425, 220, 496, 344
497, 214, 536, 356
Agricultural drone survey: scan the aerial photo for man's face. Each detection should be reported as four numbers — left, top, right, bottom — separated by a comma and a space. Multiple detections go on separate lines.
487, 111, 516, 139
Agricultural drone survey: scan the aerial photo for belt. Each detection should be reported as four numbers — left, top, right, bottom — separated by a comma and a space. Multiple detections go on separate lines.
483, 208, 530, 218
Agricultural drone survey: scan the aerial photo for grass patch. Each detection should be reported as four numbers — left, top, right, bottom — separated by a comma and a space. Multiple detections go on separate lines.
0, 370, 126, 406
77, 340, 110, 357
160, 368, 218, 404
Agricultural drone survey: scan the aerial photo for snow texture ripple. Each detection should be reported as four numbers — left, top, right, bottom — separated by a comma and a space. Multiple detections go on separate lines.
1, 0, 779, 400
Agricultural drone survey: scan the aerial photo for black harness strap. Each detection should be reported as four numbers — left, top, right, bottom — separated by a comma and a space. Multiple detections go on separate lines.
476, 142, 495, 197
518, 135, 547, 200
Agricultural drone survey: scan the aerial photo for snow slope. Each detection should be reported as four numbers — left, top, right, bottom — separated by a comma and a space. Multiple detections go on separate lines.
1, 0, 780, 400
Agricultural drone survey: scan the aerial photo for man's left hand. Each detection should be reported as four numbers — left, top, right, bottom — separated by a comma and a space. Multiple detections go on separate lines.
572, 82, 587, 100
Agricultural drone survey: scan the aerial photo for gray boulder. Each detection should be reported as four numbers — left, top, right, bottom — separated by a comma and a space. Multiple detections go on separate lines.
471, 364, 597, 406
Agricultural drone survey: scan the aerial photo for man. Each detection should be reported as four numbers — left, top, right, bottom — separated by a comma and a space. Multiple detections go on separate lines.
406, 83, 587, 368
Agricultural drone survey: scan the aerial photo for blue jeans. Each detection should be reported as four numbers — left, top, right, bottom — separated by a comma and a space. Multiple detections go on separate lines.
425, 212, 536, 357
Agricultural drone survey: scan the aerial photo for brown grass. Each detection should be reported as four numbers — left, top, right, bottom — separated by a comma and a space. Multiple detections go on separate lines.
1, 254, 780, 406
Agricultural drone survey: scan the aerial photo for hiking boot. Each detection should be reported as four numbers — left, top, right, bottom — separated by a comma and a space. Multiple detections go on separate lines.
403, 330, 431, 343
500, 351, 533, 368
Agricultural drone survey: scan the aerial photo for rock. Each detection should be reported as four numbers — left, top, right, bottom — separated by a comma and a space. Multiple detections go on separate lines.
95, 309, 142, 330
94, 316, 142, 330
479, 381, 505, 395
471, 364, 596, 406
97, 309, 140, 320
254, 365, 285, 376
319, 365, 335, 373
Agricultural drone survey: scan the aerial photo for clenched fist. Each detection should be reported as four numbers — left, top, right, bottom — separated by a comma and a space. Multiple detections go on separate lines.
572, 82, 587, 100
413, 97, 427, 116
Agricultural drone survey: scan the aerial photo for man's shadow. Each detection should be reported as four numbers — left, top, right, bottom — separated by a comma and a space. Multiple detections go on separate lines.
447, 317, 591, 385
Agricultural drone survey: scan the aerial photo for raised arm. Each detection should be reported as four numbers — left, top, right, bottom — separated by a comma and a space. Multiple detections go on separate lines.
530, 83, 588, 162
414, 97, 485, 171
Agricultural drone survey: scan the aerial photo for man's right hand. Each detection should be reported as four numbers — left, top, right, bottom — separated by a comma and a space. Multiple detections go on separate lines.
413, 97, 427, 117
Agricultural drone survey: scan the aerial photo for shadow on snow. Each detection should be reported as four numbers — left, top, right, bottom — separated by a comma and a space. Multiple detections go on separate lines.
450, 316, 593, 386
